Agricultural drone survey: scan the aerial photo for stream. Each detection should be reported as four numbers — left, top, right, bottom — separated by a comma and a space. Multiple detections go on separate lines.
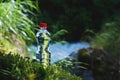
28, 42, 90, 64
28, 42, 94, 80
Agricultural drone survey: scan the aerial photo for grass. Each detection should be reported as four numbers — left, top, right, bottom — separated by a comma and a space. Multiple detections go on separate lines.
0, 0, 39, 55
0, 52, 82, 80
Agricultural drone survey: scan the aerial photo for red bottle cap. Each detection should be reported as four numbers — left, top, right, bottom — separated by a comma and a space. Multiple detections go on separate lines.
39, 23, 47, 28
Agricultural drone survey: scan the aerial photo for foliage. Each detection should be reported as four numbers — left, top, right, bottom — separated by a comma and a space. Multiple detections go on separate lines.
57, 58, 89, 72
0, 52, 46, 80
0, 52, 82, 80
73, 47, 120, 80
77, 49, 91, 69
45, 64, 82, 80
0, 0, 38, 43
38, 0, 120, 41
90, 20, 120, 80
91, 20, 120, 56
0, 32, 28, 56
51, 29, 68, 42
0, 0, 39, 55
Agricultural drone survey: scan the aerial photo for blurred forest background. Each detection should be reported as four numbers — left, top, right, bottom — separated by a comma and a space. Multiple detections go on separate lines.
0, 0, 120, 80
38, 0, 120, 41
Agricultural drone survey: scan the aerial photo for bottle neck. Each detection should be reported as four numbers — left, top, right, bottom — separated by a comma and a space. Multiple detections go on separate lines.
41, 27, 47, 30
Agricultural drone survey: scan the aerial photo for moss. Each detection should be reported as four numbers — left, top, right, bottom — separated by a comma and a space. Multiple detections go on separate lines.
77, 48, 91, 68
90, 48, 120, 80
0, 33, 28, 57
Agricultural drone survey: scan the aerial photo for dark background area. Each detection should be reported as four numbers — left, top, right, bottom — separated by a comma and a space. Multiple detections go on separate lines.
37, 0, 120, 42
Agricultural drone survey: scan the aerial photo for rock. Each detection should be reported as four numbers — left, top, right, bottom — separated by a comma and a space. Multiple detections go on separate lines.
56, 48, 94, 80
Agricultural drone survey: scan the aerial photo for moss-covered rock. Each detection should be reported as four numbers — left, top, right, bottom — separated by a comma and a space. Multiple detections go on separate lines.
90, 48, 120, 80
0, 32, 28, 57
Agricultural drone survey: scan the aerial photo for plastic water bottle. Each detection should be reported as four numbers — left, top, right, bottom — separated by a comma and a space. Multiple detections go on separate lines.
36, 23, 51, 68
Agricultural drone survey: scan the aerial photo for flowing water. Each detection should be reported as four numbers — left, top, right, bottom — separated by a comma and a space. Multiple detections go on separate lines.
28, 42, 90, 64
28, 42, 94, 80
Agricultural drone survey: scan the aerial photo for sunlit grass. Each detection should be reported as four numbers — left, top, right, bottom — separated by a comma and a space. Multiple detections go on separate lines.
0, 0, 39, 55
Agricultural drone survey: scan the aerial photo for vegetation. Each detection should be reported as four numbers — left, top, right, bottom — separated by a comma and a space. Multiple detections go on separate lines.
90, 20, 120, 80
0, 52, 82, 80
0, 0, 120, 80
0, 52, 46, 80
0, 0, 39, 55
45, 64, 82, 80
39, 0, 120, 41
